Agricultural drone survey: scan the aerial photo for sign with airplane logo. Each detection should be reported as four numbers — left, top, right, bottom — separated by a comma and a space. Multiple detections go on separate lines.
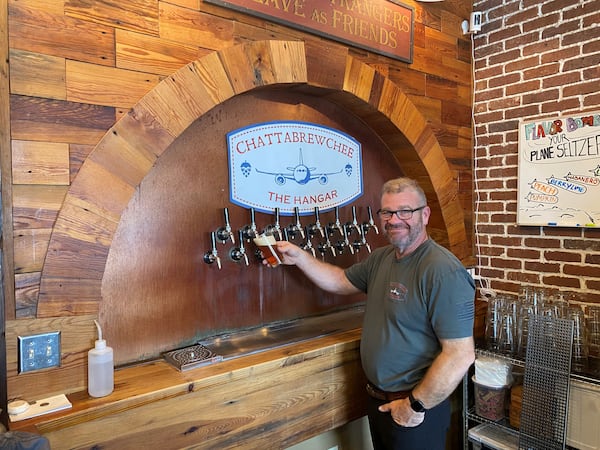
227, 121, 363, 215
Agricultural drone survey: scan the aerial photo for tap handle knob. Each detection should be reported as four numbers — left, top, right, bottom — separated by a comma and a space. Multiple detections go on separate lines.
204, 232, 222, 269
238, 230, 246, 252
250, 208, 256, 230
294, 207, 305, 239
275, 207, 280, 226
302, 226, 316, 257
367, 206, 379, 234
313, 206, 325, 237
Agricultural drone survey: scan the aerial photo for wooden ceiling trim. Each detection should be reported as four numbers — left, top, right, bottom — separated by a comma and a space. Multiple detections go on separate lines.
37, 39, 467, 317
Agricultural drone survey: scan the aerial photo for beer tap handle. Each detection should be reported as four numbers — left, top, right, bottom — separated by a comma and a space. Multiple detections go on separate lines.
346, 205, 361, 236
274, 207, 282, 240
343, 225, 354, 255
324, 229, 337, 257
295, 207, 305, 239
216, 207, 235, 244
313, 207, 325, 238
230, 230, 249, 265
302, 226, 316, 258
367, 206, 379, 234
360, 223, 371, 253
242, 208, 257, 241
203, 231, 222, 269
264, 207, 283, 241
328, 206, 344, 237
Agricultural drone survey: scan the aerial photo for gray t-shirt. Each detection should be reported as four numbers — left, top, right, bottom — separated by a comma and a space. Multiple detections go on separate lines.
345, 239, 475, 391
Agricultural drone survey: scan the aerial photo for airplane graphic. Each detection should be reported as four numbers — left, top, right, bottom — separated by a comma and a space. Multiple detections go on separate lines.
253, 149, 349, 186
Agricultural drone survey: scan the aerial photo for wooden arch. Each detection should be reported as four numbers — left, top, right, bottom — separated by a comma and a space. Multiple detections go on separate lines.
37, 40, 467, 317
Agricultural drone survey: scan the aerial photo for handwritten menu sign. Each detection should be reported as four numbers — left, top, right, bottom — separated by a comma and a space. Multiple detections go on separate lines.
205, 0, 414, 63
517, 110, 600, 227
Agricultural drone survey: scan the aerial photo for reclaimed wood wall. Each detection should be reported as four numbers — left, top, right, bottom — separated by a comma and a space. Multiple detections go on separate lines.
3, 0, 474, 402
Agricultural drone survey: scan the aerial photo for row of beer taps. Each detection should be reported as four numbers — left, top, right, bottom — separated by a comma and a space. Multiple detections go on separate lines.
203, 205, 379, 269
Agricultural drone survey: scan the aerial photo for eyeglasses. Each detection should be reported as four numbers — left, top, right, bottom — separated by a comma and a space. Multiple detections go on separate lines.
376, 206, 426, 220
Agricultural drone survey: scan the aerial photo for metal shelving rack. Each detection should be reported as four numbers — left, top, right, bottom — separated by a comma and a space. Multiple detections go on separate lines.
464, 343, 599, 449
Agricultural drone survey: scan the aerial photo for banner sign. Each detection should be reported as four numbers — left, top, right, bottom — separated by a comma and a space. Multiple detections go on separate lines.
205, 0, 414, 63
227, 121, 363, 215
517, 110, 600, 227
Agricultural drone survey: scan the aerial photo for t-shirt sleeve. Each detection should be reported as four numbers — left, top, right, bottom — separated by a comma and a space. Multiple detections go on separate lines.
428, 266, 475, 339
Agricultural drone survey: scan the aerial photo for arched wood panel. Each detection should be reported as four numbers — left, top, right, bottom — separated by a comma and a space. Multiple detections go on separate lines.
37, 40, 467, 318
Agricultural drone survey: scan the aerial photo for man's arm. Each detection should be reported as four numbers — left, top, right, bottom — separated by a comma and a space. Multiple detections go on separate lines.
378, 336, 475, 426
411, 336, 475, 408
273, 240, 361, 295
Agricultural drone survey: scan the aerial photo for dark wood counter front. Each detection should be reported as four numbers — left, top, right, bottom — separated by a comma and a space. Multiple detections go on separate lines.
10, 329, 366, 450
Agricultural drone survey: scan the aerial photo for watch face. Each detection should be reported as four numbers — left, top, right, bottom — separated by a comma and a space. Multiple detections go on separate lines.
409, 393, 426, 412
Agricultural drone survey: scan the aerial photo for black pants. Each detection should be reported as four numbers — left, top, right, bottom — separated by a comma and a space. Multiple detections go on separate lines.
366, 395, 450, 450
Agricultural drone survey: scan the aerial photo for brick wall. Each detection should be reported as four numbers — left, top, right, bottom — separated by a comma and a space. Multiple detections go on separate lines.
472, 0, 600, 307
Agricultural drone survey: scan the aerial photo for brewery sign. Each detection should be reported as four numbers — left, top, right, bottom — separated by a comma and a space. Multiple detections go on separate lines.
227, 121, 363, 215
205, 0, 414, 63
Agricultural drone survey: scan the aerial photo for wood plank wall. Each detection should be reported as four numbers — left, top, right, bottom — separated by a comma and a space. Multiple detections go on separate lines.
3, 0, 474, 403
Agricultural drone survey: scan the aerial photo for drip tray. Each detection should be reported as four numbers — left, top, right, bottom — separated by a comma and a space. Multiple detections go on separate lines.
163, 306, 364, 371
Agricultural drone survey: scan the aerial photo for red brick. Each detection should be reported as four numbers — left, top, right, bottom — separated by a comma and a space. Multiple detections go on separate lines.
584, 93, 600, 107
543, 73, 581, 89
489, 49, 522, 66
563, 27, 600, 46
507, 248, 540, 259
525, 261, 561, 272
541, 19, 580, 40
541, 98, 580, 114
540, 45, 579, 63
542, 275, 581, 289
522, 89, 559, 105
544, 251, 582, 263
564, 239, 600, 251
506, 271, 539, 284
523, 13, 561, 33
564, 81, 599, 97
524, 62, 559, 79
524, 237, 562, 248
564, 54, 600, 71
506, 80, 540, 95
564, 264, 600, 278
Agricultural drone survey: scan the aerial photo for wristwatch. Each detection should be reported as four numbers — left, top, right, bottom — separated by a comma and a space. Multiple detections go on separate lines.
409, 391, 427, 413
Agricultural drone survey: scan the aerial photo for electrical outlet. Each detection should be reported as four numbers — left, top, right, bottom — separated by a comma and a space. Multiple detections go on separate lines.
18, 331, 61, 373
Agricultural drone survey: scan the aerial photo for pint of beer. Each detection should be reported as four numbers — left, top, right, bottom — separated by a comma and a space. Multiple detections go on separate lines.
253, 234, 282, 267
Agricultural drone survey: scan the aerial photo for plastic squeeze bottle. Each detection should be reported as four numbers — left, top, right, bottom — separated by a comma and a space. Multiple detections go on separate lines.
88, 319, 114, 397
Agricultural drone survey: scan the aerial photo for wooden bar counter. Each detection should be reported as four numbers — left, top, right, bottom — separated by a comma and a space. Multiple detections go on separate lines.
10, 329, 367, 449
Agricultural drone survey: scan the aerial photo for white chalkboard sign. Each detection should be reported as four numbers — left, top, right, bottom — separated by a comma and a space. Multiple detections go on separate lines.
517, 110, 600, 227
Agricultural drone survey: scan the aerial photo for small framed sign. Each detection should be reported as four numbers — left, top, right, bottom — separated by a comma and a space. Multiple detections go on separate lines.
517, 110, 600, 227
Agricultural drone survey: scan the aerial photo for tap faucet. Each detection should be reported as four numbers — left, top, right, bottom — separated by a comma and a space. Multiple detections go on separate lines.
301, 226, 316, 257
307, 207, 325, 238
317, 229, 337, 258
363, 206, 379, 235
263, 207, 283, 241
241, 208, 258, 241
345, 205, 362, 237
215, 207, 235, 244
229, 230, 249, 265
335, 224, 354, 255
353, 223, 372, 253
327, 206, 344, 237
203, 231, 222, 269
287, 207, 305, 240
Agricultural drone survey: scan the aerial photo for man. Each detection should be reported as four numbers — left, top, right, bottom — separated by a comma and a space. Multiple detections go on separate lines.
272, 177, 475, 450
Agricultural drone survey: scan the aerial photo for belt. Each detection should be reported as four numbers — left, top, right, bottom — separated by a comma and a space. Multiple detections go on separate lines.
366, 382, 410, 402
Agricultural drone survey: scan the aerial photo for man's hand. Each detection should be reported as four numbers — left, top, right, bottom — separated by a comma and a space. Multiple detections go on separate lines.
378, 398, 425, 427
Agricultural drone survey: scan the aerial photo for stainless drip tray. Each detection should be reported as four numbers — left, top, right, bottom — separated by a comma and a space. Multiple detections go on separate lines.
163, 306, 364, 371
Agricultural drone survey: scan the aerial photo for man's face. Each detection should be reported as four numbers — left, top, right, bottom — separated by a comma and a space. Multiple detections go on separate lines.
379, 190, 430, 255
